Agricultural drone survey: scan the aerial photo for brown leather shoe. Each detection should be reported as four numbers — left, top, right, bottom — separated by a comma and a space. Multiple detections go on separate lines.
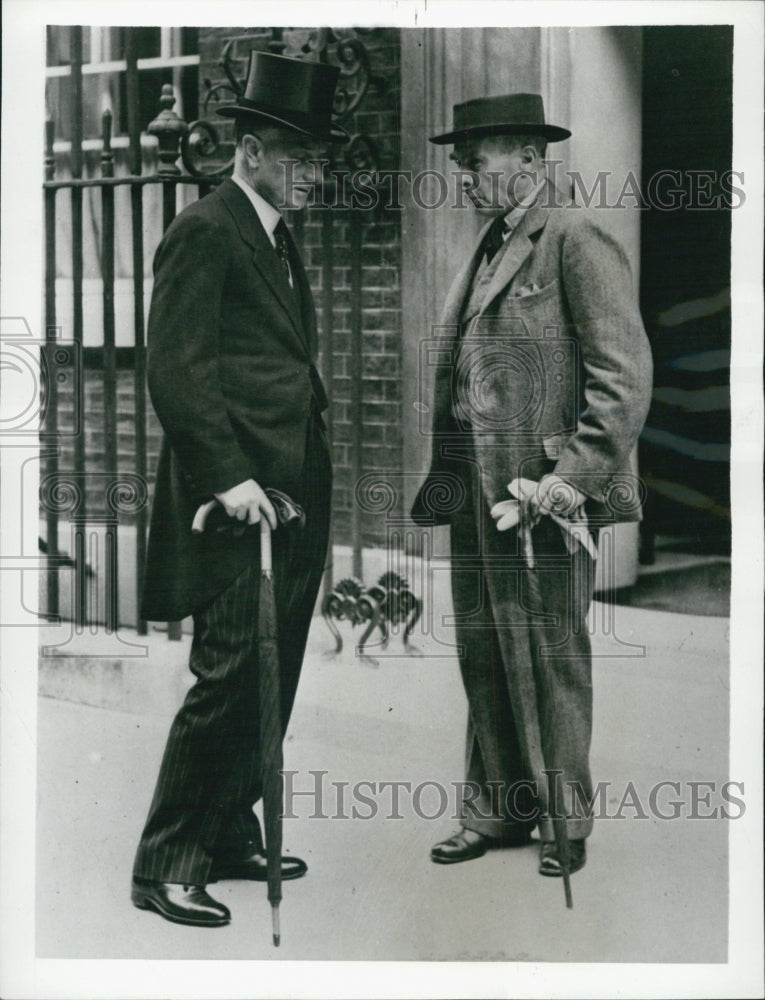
131, 878, 230, 926
538, 838, 587, 877
431, 825, 533, 864
208, 851, 307, 883
431, 828, 505, 864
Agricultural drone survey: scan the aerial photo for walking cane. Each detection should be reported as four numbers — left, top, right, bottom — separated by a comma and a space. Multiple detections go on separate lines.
519, 514, 574, 910
492, 479, 596, 910
193, 489, 305, 946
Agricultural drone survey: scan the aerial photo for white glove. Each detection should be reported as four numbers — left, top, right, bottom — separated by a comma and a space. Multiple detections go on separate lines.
489, 499, 521, 532
528, 474, 587, 518
490, 476, 597, 565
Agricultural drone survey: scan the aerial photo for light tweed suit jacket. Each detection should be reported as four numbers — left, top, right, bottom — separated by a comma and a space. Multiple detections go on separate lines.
411, 180, 653, 526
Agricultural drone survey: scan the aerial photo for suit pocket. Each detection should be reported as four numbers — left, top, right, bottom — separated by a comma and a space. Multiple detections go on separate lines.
505, 278, 560, 307
495, 279, 563, 336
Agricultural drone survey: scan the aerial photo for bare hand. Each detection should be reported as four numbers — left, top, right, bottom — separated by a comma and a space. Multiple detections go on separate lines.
214, 479, 277, 529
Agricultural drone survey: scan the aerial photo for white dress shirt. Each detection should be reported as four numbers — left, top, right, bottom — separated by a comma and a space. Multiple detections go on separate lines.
231, 173, 293, 287
500, 175, 548, 239
231, 173, 282, 248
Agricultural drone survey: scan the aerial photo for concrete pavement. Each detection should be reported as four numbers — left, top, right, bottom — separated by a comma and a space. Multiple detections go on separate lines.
36, 599, 730, 962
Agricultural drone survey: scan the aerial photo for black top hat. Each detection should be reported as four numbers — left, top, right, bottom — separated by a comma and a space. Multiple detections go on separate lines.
429, 93, 570, 145
218, 50, 350, 144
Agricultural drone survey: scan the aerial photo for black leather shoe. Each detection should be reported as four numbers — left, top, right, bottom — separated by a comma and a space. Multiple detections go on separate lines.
131, 878, 230, 927
208, 851, 308, 883
538, 838, 587, 877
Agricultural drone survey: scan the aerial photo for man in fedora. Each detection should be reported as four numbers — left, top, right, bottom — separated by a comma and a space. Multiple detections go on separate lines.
411, 94, 652, 876
131, 51, 347, 927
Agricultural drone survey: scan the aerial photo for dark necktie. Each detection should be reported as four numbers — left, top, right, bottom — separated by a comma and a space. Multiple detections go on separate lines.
483, 214, 510, 264
274, 219, 292, 284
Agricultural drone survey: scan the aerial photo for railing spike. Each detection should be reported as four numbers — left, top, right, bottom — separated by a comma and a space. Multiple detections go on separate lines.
147, 83, 189, 177
101, 108, 114, 176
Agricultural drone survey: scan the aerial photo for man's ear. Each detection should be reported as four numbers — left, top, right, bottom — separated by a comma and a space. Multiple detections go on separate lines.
519, 144, 539, 168
242, 133, 265, 169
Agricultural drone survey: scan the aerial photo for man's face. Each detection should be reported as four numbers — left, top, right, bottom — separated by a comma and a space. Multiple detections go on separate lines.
248, 130, 329, 211
450, 136, 540, 215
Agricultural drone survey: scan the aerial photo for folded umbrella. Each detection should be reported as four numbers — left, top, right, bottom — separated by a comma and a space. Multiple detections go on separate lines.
257, 514, 283, 944
193, 488, 305, 945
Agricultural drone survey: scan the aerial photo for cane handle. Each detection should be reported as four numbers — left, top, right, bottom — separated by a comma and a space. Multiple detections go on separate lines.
265, 488, 305, 529
191, 499, 218, 534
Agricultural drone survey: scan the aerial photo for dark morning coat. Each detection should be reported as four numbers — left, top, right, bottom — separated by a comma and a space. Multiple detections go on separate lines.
140, 178, 328, 622
411, 181, 654, 526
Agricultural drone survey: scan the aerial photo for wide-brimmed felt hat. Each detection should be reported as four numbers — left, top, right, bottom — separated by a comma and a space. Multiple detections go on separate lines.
218, 50, 350, 144
430, 93, 570, 145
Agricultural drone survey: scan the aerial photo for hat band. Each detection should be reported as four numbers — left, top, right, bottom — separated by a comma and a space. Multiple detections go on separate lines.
430, 121, 571, 144
232, 97, 330, 133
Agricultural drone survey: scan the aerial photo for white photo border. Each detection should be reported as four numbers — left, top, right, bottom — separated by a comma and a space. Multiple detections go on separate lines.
1, 1, 762, 997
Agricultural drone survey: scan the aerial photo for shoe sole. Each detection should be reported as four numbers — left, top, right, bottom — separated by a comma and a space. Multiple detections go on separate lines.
131, 888, 230, 927
430, 848, 487, 864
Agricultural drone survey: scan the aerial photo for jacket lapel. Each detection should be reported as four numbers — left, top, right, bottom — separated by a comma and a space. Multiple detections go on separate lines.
440, 217, 493, 325
217, 179, 309, 357
431, 219, 497, 437
475, 200, 552, 318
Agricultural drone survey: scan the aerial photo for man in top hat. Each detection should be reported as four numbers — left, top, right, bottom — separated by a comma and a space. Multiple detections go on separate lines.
411, 94, 652, 876
131, 51, 347, 927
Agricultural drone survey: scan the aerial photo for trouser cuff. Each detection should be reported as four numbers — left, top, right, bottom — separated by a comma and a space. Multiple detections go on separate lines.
461, 815, 537, 840
536, 816, 593, 842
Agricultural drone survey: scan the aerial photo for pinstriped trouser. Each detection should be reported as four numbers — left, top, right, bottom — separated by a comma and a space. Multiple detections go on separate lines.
133, 414, 331, 885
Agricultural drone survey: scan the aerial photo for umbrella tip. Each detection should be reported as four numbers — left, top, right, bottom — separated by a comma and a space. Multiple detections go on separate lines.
273, 933, 281, 947
271, 904, 281, 947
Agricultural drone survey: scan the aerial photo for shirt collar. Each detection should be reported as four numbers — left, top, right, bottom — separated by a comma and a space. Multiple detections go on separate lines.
231, 173, 282, 247
502, 176, 547, 237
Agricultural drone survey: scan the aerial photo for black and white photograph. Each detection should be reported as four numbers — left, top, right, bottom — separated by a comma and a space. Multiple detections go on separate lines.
1, 1, 763, 997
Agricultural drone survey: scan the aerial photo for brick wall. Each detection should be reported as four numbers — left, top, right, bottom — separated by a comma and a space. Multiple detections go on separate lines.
53, 367, 164, 521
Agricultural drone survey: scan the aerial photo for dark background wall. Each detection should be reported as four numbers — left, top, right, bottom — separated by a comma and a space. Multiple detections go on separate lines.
639, 25, 733, 553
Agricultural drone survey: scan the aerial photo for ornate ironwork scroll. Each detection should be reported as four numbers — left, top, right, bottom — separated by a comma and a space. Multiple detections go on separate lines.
322, 572, 422, 667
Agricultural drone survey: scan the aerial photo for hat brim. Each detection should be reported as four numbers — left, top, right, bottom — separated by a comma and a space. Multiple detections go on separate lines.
429, 122, 571, 145
217, 104, 350, 144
